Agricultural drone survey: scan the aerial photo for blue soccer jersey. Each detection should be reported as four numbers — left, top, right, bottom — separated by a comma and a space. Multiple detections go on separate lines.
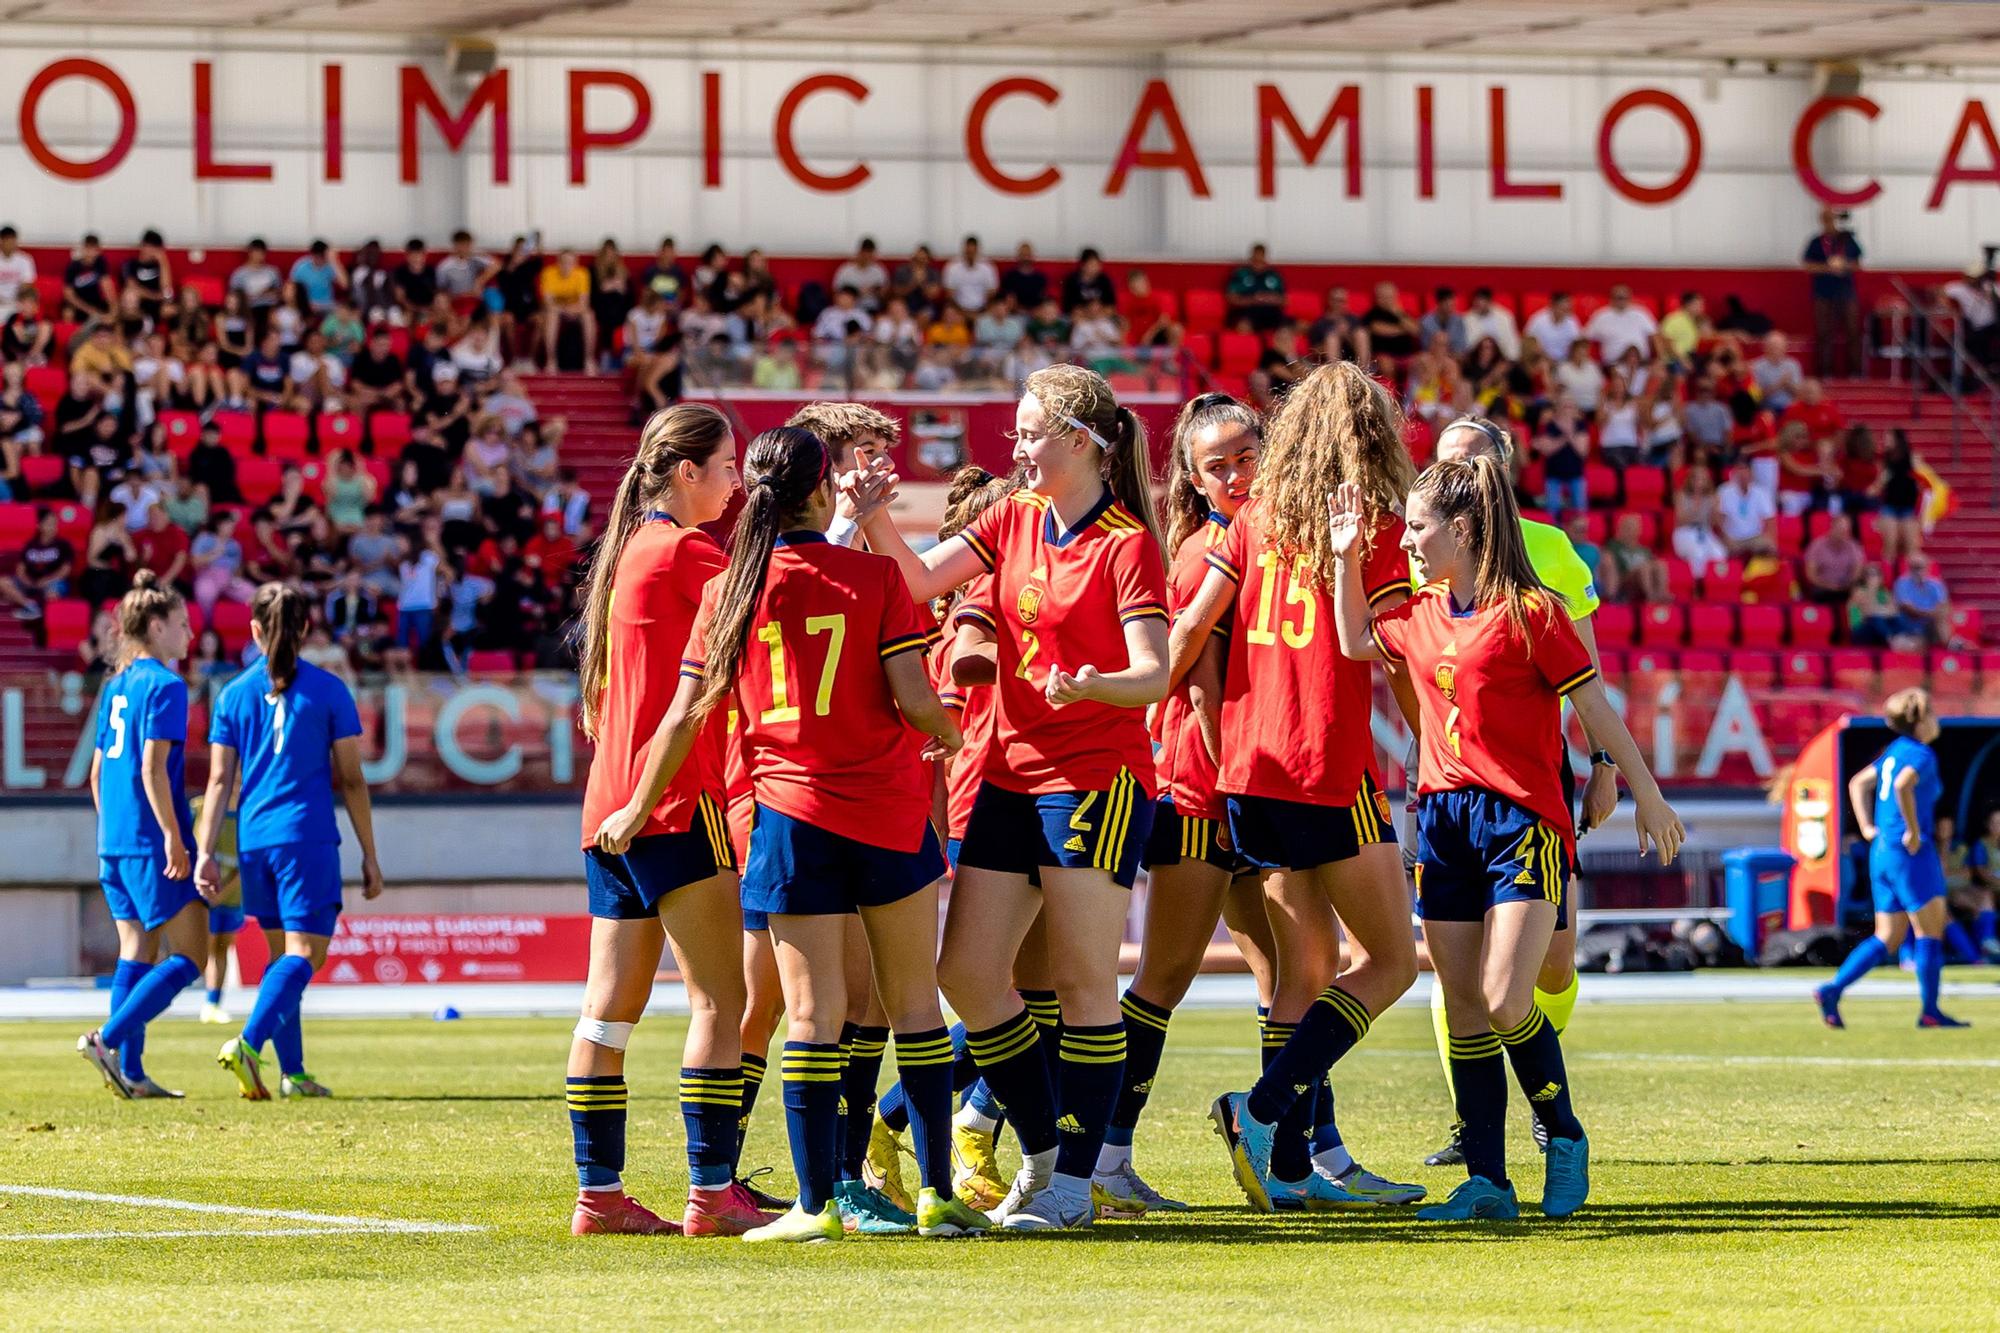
210, 660, 362, 852
1873, 735, 1941, 850
95, 657, 194, 857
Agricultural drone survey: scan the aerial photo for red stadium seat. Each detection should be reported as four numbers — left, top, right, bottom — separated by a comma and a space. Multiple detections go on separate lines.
1628, 648, 1676, 675
50, 500, 90, 553
237, 458, 283, 506
1701, 562, 1743, 603
318, 412, 364, 454
1879, 651, 1926, 694
1593, 602, 1636, 646
1738, 604, 1785, 649
364, 457, 391, 495
0, 502, 36, 551
1611, 509, 1659, 548
1662, 557, 1695, 601
1520, 291, 1551, 319
369, 411, 413, 452
158, 410, 202, 461
1679, 649, 1726, 692
213, 410, 256, 453
1596, 649, 1626, 686
1775, 514, 1806, 553
1283, 291, 1320, 323
184, 274, 224, 307
1581, 510, 1608, 545
17, 454, 64, 496
1573, 293, 1608, 322
211, 602, 254, 652
1621, 466, 1666, 511
465, 650, 517, 675
262, 412, 311, 461
1950, 606, 1984, 645
1829, 648, 1878, 696
1804, 511, 1831, 544
1584, 463, 1619, 507
24, 364, 66, 410
1727, 651, 1778, 686
1789, 603, 1836, 648
1182, 332, 1216, 369
1638, 603, 1685, 647
1780, 650, 1829, 689
297, 460, 327, 502
1519, 459, 1545, 499
1857, 514, 1885, 559
42, 598, 92, 652
1979, 652, 2000, 688
1688, 605, 1734, 648
1632, 294, 1663, 319
1217, 332, 1261, 376
1182, 290, 1225, 335
1930, 650, 1977, 699
1151, 290, 1179, 322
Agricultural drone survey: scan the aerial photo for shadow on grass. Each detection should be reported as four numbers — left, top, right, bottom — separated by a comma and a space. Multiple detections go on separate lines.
1606, 1156, 2000, 1168
342, 1094, 563, 1103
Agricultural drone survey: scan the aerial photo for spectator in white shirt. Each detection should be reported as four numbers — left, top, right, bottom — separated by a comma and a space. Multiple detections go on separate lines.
1749, 331, 1805, 412
832, 238, 890, 312
1716, 460, 1778, 557
0, 226, 36, 324
1462, 286, 1520, 360
1585, 284, 1661, 364
540, 468, 592, 538
813, 287, 874, 342
1555, 339, 1607, 412
871, 296, 922, 351
436, 229, 496, 297
942, 235, 999, 314
228, 238, 283, 312
1524, 292, 1583, 362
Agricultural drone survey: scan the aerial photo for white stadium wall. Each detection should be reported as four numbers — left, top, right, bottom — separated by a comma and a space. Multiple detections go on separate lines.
0, 27, 1998, 266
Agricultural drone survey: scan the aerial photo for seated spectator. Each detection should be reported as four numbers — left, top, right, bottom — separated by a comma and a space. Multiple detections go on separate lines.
184, 420, 238, 504
814, 286, 873, 343
1120, 271, 1179, 352
540, 468, 591, 538
320, 449, 374, 535
831, 237, 887, 312
77, 607, 119, 676
320, 297, 366, 363
1564, 511, 1602, 581
1802, 512, 1866, 606
1871, 427, 1924, 563
324, 568, 386, 654
439, 557, 495, 674
1405, 332, 1461, 424
1535, 393, 1590, 516
1586, 284, 1661, 364
1225, 243, 1287, 332
1524, 292, 1583, 362
1894, 555, 1959, 647
438, 229, 497, 301
71, 412, 133, 508
1716, 459, 1778, 559
450, 323, 505, 387
345, 506, 401, 600
190, 508, 256, 612
510, 421, 559, 498
289, 239, 347, 316
241, 330, 292, 409
1419, 286, 1469, 356
926, 304, 973, 350
538, 249, 597, 375
121, 230, 173, 319
434, 466, 484, 549
183, 626, 234, 686
523, 511, 579, 588
1555, 337, 1605, 412
1599, 511, 1668, 603
132, 502, 190, 589
63, 234, 115, 323
484, 371, 539, 438
1749, 331, 1803, 412
347, 326, 407, 413
1682, 373, 1732, 457
0, 362, 45, 459
70, 324, 133, 402
1596, 371, 1642, 469
943, 236, 999, 314
1781, 376, 1843, 445
1639, 368, 1684, 465
623, 286, 672, 375
109, 470, 163, 532
1068, 300, 1124, 368
80, 501, 135, 604
1848, 564, 1919, 649
288, 329, 346, 411
909, 344, 958, 392
590, 240, 632, 370
229, 238, 283, 316
1363, 282, 1420, 359
161, 474, 209, 534
2, 287, 53, 365
751, 339, 803, 390
999, 243, 1046, 312
974, 295, 1026, 352
1060, 248, 1115, 314
0, 227, 30, 328
1, 508, 73, 619
1774, 419, 1834, 517
1461, 287, 1519, 359
1672, 464, 1732, 576
391, 516, 447, 668
1256, 323, 1309, 399
463, 416, 512, 497
1835, 423, 1878, 514
392, 238, 438, 323
490, 556, 559, 664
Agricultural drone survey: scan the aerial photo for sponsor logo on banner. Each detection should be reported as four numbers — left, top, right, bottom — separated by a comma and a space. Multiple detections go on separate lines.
237, 914, 595, 984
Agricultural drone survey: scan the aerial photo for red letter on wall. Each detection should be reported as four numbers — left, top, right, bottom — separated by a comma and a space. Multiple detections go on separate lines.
567, 70, 652, 185
324, 64, 345, 182
1489, 87, 1561, 200
1256, 84, 1361, 199
966, 77, 1061, 195
193, 62, 273, 181
400, 66, 511, 185
1596, 89, 1701, 205
1105, 79, 1210, 197
702, 70, 722, 188
774, 74, 871, 192
1927, 99, 2000, 210
20, 58, 137, 181
1790, 96, 1880, 206
1415, 85, 1435, 199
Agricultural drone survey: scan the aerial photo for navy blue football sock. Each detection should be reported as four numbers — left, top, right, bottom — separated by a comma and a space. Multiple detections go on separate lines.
1107, 991, 1171, 1143
964, 1009, 1057, 1156
1448, 1032, 1510, 1189
894, 1027, 956, 1193
680, 1066, 744, 1190
1053, 1021, 1124, 1182
1495, 1007, 1583, 1143
838, 1024, 889, 1183
780, 1041, 844, 1213
566, 1074, 627, 1190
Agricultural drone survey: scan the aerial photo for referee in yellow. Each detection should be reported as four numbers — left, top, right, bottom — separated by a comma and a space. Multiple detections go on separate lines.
1414, 415, 1615, 1166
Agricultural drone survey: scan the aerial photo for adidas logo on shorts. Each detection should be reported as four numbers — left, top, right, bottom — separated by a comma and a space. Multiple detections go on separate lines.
1515, 869, 1536, 885
1064, 835, 1086, 852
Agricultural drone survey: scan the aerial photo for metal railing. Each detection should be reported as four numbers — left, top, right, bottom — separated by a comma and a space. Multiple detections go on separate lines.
1887, 277, 2000, 504
678, 340, 1191, 398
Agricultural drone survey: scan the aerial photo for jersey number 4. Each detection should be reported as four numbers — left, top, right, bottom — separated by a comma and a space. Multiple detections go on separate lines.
758, 614, 847, 723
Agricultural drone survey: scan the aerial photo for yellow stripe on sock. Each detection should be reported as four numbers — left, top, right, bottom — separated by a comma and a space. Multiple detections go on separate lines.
1495, 1009, 1547, 1046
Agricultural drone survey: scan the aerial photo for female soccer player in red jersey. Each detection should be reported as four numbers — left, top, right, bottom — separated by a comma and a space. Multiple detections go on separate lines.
722, 705, 794, 1213
1172, 364, 1425, 1211
1334, 456, 1682, 1222
602, 425, 987, 1243
857, 363, 1170, 1231
567, 405, 771, 1239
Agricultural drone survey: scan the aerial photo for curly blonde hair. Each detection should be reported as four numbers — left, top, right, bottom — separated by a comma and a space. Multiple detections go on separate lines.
1254, 361, 1415, 588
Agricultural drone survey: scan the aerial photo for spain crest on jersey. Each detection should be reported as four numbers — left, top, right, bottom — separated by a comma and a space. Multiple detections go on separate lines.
1434, 662, 1456, 701
1018, 584, 1044, 624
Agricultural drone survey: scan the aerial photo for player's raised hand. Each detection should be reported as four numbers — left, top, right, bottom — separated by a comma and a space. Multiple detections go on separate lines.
1326, 482, 1366, 560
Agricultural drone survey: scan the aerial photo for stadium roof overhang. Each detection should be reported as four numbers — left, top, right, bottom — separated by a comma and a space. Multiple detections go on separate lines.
18, 0, 2000, 69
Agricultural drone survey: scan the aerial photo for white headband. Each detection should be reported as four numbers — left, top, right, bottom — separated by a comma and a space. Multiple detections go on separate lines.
1065, 415, 1109, 449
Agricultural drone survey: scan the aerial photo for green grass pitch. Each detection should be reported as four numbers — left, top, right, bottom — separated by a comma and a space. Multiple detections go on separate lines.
3, 994, 1998, 1330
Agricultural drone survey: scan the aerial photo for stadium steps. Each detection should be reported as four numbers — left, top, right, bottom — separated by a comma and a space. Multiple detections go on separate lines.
517, 373, 635, 523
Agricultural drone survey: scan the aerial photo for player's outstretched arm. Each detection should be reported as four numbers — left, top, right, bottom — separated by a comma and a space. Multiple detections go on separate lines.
1166, 567, 1231, 693
1048, 617, 1170, 709
1568, 679, 1684, 863
333, 737, 384, 899
595, 673, 709, 856
193, 742, 240, 901
886, 650, 963, 759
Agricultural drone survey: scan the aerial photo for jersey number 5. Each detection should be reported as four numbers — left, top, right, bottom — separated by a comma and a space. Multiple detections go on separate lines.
758, 614, 847, 723
105, 695, 129, 760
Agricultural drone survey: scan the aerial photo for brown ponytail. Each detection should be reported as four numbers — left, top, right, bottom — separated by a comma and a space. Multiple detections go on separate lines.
1024, 362, 1162, 559
575, 403, 733, 738
1164, 392, 1261, 553
694, 427, 831, 717
116, 570, 184, 668
251, 582, 311, 696
1411, 454, 1553, 636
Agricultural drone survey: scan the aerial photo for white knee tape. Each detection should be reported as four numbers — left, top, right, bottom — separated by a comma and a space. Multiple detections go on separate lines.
574, 1017, 635, 1051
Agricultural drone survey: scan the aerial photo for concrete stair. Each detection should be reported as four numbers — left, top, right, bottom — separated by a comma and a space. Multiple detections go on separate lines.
517, 372, 636, 529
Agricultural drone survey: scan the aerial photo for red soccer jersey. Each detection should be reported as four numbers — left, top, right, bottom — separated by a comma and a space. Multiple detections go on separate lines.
1370, 584, 1598, 858
938, 577, 1000, 841
955, 489, 1168, 796
579, 517, 728, 850
1205, 499, 1408, 807
1163, 516, 1234, 820
685, 534, 935, 852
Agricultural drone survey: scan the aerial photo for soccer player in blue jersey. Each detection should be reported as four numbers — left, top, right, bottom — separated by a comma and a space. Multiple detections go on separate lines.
195, 584, 384, 1099
1819, 687, 1969, 1029
78, 572, 211, 1098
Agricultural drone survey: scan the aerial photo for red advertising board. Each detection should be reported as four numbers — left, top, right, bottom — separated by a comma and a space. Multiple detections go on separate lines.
236, 913, 594, 985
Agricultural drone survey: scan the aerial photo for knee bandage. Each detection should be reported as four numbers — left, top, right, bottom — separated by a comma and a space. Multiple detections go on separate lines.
574, 1017, 636, 1050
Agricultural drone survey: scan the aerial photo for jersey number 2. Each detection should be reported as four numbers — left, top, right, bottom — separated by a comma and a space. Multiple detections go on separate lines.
759, 614, 847, 723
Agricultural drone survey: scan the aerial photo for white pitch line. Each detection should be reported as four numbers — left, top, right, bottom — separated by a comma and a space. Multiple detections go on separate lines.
1176, 1045, 2000, 1069
0, 1185, 483, 1234
2, 1227, 382, 1243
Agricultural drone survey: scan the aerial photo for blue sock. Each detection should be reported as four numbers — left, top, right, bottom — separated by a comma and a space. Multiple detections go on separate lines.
1053, 1021, 1124, 1182
964, 1010, 1057, 1156
780, 1041, 845, 1213
1257, 1018, 1312, 1183
1496, 1007, 1584, 1143
894, 1027, 956, 1193
1976, 909, 1999, 949
110, 960, 151, 1081
1914, 937, 1945, 1016
242, 955, 313, 1053
1943, 921, 1979, 965
1827, 935, 1888, 998
1310, 1075, 1343, 1155
1249, 985, 1373, 1125
1108, 990, 1171, 1141
966, 1077, 1005, 1122
680, 1066, 745, 1190
566, 1075, 627, 1190
838, 1024, 889, 1183
101, 954, 198, 1051
735, 1052, 767, 1168
273, 1006, 305, 1077
1449, 1032, 1510, 1189
1020, 989, 1063, 1098
205, 986, 223, 1006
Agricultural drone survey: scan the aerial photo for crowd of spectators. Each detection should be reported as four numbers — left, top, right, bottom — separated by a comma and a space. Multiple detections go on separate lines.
0, 226, 593, 674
